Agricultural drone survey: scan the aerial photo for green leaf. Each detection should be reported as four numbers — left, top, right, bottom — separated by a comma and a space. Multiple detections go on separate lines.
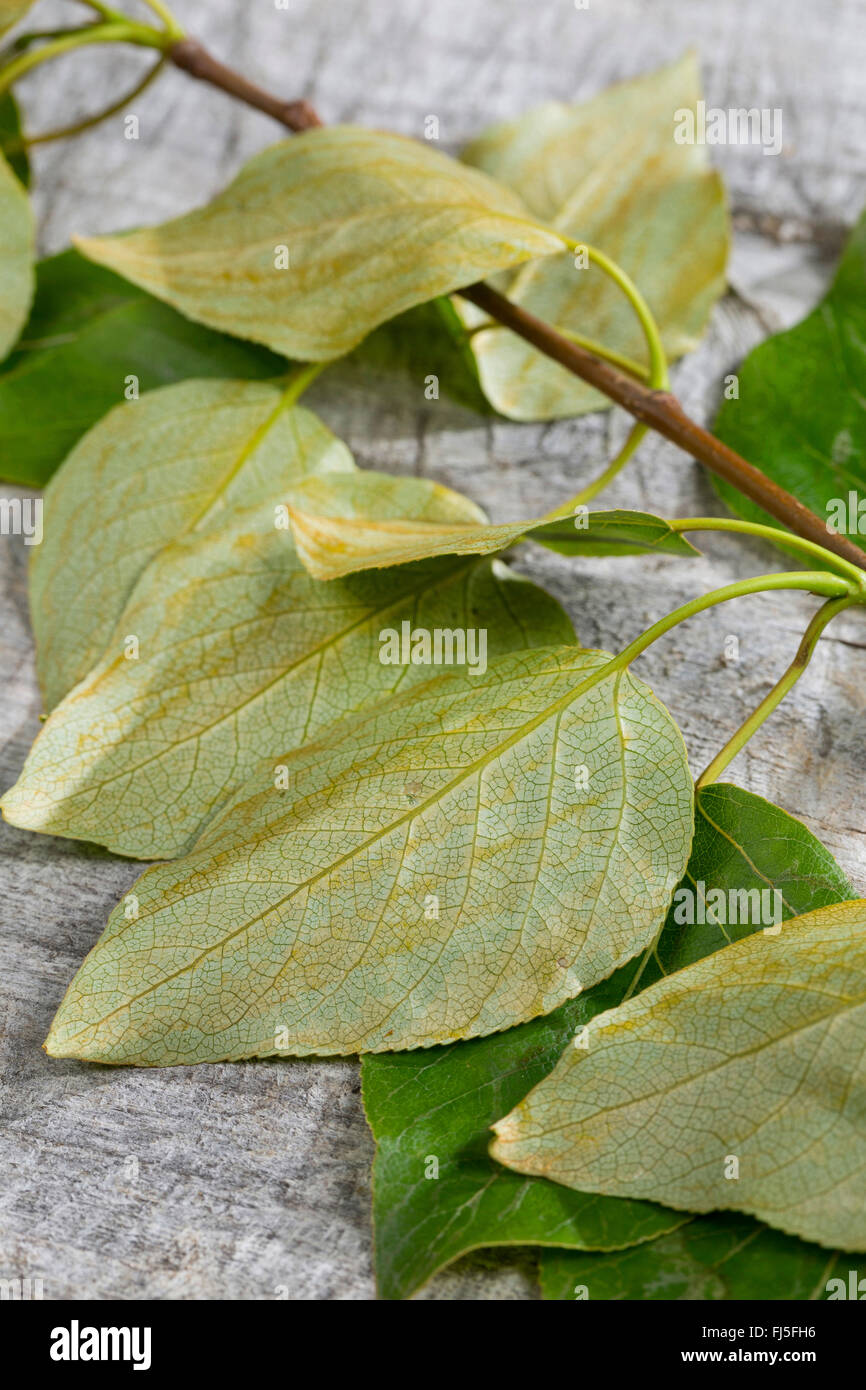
3, 377, 572, 858
0, 140, 33, 360
362, 782, 853, 1298
459, 54, 729, 420
76, 127, 566, 361
540, 1214, 864, 1300
0, 255, 490, 490
350, 296, 491, 416
362, 1005, 687, 1302
28, 378, 354, 711
0, 250, 283, 487
492, 897, 866, 1252
0, 91, 29, 188
287, 470, 699, 577
714, 209, 866, 554
42, 642, 693, 1062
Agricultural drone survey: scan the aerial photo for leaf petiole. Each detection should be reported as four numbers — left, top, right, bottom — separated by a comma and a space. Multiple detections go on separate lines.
0, 20, 175, 97
280, 360, 327, 407
136, 0, 184, 39
696, 594, 858, 789
74, 0, 183, 35
542, 236, 667, 518
558, 236, 669, 393
669, 515, 866, 593
608, 570, 857, 680
1, 56, 166, 151
543, 326, 651, 382
542, 420, 647, 517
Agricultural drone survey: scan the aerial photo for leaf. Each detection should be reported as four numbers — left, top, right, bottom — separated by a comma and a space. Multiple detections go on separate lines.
362, 1001, 687, 1302
42, 643, 693, 1063
0, 91, 29, 188
3, 378, 573, 858
0, 139, 33, 360
492, 898, 866, 1253
76, 127, 566, 362
350, 296, 491, 416
362, 782, 853, 1298
287, 470, 698, 578
458, 54, 729, 420
714, 209, 866, 555
0, 1, 33, 36
0, 250, 283, 487
0, 255, 489, 490
540, 1214, 865, 1300
28, 378, 354, 710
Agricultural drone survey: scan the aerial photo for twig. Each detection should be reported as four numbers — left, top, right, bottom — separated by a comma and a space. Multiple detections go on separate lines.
170, 37, 321, 132
165, 36, 866, 573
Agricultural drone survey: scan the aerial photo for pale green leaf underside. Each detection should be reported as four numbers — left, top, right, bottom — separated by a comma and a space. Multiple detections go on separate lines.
44, 644, 693, 1063
460, 54, 729, 420
363, 781, 853, 1299
0, 0, 32, 37
29, 379, 355, 711
0, 145, 34, 359
288, 470, 698, 578
76, 126, 565, 362
492, 900, 866, 1253
6, 379, 573, 860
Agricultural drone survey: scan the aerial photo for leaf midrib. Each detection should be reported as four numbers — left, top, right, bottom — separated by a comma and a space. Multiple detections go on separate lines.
59, 649, 630, 1041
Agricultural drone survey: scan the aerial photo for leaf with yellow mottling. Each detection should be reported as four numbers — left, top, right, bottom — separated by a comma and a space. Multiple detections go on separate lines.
3, 378, 574, 859
0, 143, 33, 359
0, 1, 33, 36
43, 642, 693, 1063
287, 470, 698, 578
492, 900, 866, 1253
459, 55, 728, 420
76, 127, 566, 362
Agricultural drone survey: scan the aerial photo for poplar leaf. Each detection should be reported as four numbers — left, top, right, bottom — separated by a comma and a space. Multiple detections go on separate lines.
0, 251, 283, 487
0, 255, 485, 490
0, 141, 33, 360
0, 91, 29, 188
459, 55, 728, 420
0, 1, 33, 36
714, 208, 866, 555
75, 127, 566, 361
4, 379, 572, 859
43, 644, 693, 1063
540, 1214, 866, 1301
363, 782, 853, 1298
28, 378, 355, 712
492, 899, 866, 1253
287, 470, 698, 578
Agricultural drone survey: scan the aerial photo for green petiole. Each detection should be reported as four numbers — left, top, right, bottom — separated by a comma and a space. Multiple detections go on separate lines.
545, 235, 668, 518
609, 571, 857, 680
696, 594, 858, 788
0, 5, 184, 98
670, 516, 866, 592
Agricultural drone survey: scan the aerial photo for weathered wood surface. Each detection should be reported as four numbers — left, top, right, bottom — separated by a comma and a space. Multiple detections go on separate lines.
1, 0, 864, 1300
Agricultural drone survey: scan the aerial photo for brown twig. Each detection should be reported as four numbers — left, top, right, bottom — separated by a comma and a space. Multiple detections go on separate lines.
170, 38, 321, 132
167, 36, 866, 572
